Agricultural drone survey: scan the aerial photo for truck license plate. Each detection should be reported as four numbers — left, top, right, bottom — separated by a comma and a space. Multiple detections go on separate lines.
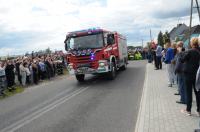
78, 67, 88, 73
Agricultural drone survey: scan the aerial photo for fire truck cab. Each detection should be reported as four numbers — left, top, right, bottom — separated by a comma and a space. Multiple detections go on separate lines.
64, 28, 128, 82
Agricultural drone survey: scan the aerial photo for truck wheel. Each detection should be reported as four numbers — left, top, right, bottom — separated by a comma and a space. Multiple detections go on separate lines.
121, 60, 127, 71
108, 62, 116, 80
75, 74, 85, 82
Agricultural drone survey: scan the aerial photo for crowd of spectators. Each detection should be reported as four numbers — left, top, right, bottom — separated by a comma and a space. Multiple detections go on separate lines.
128, 49, 148, 60
0, 53, 66, 96
148, 37, 200, 116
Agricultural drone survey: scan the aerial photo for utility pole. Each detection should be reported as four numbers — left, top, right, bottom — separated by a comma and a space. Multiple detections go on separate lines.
150, 29, 152, 42
188, 0, 193, 48
195, 0, 200, 22
141, 39, 144, 48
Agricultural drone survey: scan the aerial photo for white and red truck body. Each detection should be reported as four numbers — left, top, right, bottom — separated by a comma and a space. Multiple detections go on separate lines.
64, 28, 128, 81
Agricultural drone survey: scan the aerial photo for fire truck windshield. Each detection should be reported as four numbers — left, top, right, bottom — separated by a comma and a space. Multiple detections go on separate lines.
67, 34, 103, 50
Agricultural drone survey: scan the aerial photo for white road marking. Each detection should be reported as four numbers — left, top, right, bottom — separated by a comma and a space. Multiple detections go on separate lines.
6, 86, 76, 123
1, 87, 89, 132
134, 64, 148, 132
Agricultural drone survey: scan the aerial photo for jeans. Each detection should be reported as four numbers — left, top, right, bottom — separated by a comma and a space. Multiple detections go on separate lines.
166, 64, 174, 85
177, 73, 187, 103
185, 76, 200, 112
156, 56, 162, 69
171, 64, 177, 84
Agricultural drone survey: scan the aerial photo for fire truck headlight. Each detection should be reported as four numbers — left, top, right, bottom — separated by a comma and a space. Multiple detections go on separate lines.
99, 62, 105, 67
68, 64, 73, 69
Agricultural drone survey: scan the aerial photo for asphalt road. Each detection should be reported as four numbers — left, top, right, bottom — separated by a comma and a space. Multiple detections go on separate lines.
0, 60, 146, 132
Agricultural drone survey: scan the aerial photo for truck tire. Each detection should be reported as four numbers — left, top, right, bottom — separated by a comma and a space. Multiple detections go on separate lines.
75, 74, 85, 82
121, 60, 127, 71
108, 62, 116, 80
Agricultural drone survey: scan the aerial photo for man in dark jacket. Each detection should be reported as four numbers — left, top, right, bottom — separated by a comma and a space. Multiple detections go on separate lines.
181, 38, 200, 116
15, 59, 22, 85
5, 60, 15, 91
175, 41, 186, 104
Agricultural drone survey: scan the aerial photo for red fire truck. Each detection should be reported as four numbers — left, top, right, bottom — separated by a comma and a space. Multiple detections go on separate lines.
64, 28, 128, 82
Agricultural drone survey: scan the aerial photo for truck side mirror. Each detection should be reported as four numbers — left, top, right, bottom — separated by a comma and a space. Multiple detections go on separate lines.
64, 43, 68, 51
64, 36, 69, 51
107, 34, 115, 45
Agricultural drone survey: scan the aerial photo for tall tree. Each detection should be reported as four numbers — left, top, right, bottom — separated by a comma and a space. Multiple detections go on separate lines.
45, 47, 52, 54
157, 31, 164, 47
163, 31, 170, 44
175, 37, 181, 42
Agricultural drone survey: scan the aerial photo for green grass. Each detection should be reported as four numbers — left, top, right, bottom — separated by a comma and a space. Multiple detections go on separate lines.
0, 69, 69, 100
0, 85, 24, 100
63, 68, 69, 75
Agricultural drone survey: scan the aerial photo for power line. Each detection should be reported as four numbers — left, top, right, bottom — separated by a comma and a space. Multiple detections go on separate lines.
188, 0, 193, 48
195, 0, 200, 22
150, 29, 152, 42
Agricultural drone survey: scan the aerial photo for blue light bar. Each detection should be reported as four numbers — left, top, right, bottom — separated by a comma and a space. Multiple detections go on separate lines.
90, 53, 95, 60
69, 27, 101, 34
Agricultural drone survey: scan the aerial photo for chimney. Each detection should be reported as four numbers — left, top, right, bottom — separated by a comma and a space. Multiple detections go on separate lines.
177, 23, 182, 27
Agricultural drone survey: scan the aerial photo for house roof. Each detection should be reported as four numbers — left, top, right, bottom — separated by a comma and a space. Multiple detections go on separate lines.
169, 23, 188, 41
182, 25, 200, 35
181, 25, 200, 42
184, 34, 200, 48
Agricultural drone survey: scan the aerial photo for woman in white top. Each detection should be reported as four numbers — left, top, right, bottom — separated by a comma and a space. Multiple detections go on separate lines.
0, 61, 6, 95
20, 62, 27, 86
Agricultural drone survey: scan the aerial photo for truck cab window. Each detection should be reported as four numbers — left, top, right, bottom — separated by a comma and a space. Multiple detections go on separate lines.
107, 34, 115, 45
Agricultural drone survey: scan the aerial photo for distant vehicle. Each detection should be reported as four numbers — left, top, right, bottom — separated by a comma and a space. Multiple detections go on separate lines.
64, 28, 128, 82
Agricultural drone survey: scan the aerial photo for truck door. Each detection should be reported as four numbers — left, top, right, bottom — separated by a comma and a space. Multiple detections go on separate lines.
107, 33, 118, 56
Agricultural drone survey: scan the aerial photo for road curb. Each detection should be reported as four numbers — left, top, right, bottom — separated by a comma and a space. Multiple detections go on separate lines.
134, 63, 149, 132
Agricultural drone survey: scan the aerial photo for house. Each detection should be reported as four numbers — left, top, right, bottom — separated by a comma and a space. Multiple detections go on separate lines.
180, 25, 200, 47
169, 23, 188, 42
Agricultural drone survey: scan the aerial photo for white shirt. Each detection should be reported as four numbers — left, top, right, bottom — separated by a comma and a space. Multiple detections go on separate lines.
0, 66, 5, 77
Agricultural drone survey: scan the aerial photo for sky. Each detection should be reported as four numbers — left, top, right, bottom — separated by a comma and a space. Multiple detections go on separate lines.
0, 0, 199, 56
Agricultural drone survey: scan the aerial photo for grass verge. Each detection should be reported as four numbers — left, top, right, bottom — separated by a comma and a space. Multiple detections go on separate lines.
0, 85, 24, 100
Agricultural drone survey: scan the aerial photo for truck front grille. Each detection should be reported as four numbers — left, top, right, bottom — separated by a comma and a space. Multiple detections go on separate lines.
73, 56, 98, 68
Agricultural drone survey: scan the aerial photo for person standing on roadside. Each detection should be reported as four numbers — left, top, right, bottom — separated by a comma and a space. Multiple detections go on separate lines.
147, 48, 153, 63
20, 61, 27, 86
32, 60, 39, 84
0, 61, 6, 96
152, 48, 157, 69
164, 42, 175, 87
15, 59, 22, 85
25, 62, 31, 85
5, 60, 15, 91
181, 37, 200, 116
155, 44, 163, 70
39, 59, 46, 80
171, 43, 178, 85
175, 41, 186, 104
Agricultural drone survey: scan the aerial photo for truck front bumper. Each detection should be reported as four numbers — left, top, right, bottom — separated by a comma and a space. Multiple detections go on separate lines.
68, 66, 109, 75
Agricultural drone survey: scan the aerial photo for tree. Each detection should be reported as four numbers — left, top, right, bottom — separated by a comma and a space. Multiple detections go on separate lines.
175, 37, 181, 42
127, 46, 135, 50
163, 31, 170, 44
157, 31, 164, 47
45, 47, 52, 54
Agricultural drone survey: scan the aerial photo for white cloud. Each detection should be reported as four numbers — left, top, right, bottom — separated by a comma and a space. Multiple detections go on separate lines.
0, 0, 199, 56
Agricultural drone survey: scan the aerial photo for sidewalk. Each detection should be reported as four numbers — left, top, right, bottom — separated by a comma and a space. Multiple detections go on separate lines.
135, 63, 199, 132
